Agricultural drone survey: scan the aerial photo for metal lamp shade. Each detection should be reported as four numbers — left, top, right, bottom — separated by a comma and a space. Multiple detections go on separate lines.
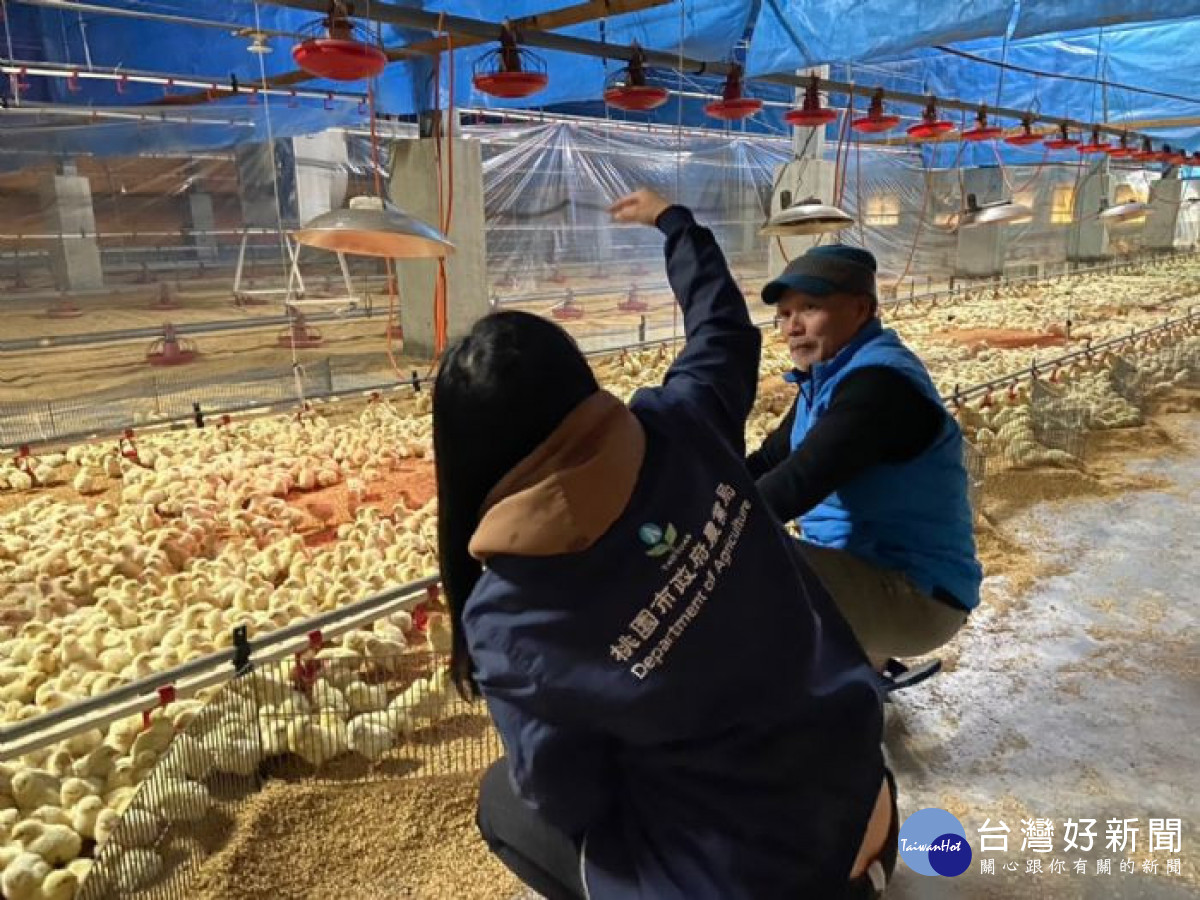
1098, 201, 1150, 223
294, 205, 454, 259
958, 195, 1033, 229
760, 198, 855, 236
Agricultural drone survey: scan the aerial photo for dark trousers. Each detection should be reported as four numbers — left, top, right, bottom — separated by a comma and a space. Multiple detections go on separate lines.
476, 758, 899, 900
477, 759, 586, 900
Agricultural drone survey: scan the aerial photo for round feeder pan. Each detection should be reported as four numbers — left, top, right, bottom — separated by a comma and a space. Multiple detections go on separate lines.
1077, 143, 1111, 154
473, 72, 549, 99
45, 303, 84, 319
292, 39, 387, 81
1044, 138, 1080, 150
618, 300, 650, 313
907, 120, 954, 140
279, 330, 324, 349
851, 114, 901, 133
704, 98, 763, 121
385, 324, 405, 340
1005, 133, 1044, 146
785, 108, 838, 127
147, 348, 199, 366
961, 127, 1003, 142
604, 85, 669, 112
551, 306, 585, 321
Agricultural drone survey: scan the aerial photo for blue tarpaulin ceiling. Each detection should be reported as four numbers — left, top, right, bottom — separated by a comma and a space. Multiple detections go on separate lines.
3, 0, 1200, 154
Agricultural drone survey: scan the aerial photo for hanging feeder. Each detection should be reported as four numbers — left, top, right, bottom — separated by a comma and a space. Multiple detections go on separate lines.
704, 64, 763, 121
617, 284, 650, 313
473, 23, 549, 99
851, 88, 900, 133
1044, 123, 1080, 150
1077, 126, 1111, 154
278, 309, 325, 348
1005, 114, 1043, 147
551, 289, 585, 320
1131, 137, 1157, 162
1105, 133, 1133, 158
785, 74, 838, 128
603, 44, 668, 112
961, 105, 1003, 142
146, 323, 199, 366
292, 2, 387, 82
1164, 146, 1189, 166
906, 96, 954, 141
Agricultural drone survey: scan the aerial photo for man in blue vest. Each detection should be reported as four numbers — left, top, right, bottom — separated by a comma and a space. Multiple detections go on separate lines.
747, 244, 982, 678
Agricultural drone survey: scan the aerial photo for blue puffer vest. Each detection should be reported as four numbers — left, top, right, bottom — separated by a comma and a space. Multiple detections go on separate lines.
787, 318, 982, 609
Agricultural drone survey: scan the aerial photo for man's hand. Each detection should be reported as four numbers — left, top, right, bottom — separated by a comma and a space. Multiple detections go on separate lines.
609, 189, 673, 226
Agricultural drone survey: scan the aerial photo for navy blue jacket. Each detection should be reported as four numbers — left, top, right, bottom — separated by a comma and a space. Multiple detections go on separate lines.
464, 207, 885, 899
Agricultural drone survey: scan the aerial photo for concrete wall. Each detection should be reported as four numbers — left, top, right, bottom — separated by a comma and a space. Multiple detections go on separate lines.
38, 172, 103, 291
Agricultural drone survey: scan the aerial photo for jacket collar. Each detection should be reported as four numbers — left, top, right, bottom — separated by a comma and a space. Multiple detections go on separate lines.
468, 390, 646, 561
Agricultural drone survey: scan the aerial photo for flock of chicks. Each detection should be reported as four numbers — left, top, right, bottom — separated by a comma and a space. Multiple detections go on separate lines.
1, 261, 1198, 898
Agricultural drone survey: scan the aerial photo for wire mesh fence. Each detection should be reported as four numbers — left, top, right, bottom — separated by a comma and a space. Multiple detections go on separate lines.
1029, 377, 1092, 463
79, 649, 501, 900
1109, 355, 1149, 408
962, 438, 988, 524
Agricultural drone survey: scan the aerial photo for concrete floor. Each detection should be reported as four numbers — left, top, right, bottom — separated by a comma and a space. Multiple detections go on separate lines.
887, 414, 1200, 898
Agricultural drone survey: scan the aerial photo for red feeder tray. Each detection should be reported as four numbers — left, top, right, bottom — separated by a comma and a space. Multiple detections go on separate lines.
45, 298, 83, 319
907, 96, 954, 141
1045, 124, 1080, 150
705, 64, 762, 122
617, 285, 649, 313
785, 74, 838, 127
149, 284, 180, 311
1077, 126, 1110, 154
603, 45, 668, 112
1131, 139, 1157, 162
1005, 115, 1044, 146
473, 24, 548, 99
551, 290, 585, 321
146, 323, 199, 366
961, 105, 1001, 142
278, 314, 324, 348
293, 38, 386, 81
605, 84, 669, 111
851, 89, 900, 133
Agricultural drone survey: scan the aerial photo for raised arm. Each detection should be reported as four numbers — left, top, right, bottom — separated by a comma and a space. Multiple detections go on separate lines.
610, 190, 762, 453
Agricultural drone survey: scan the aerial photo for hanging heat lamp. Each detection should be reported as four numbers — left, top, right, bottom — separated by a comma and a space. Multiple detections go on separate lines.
784, 74, 838, 128
1131, 137, 1157, 162
294, 196, 454, 259
851, 88, 901, 133
906, 96, 955, 141
292, 1, 387, 82
603, 44, 668, 112
1077, 126, 1111, 154
1005, 114, 1043, 147
760, 196, 855, 236
956, 193, 1033, 229
704, 64, 763, 121
1105, 133, 1133, 159
1044, 123, 1080, 150
473, 22, 549, 99
1097, 198, 1150, 223
961, 105, 1003, 142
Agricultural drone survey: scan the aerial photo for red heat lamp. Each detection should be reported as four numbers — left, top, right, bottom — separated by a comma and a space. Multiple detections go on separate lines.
704, 64, 763, 121
1005, 115, 1044, 147
292, 2, 387, 82
146, 323, 199, 366
961, 105, 1003, 142
906, 96, 954, 141
1044, 123, 1080, 150
785, 74, 838, 128
473, 23, 548, 99
851, 88, 900, 133
603, 44, 668, 112
1077, 126, 1111, 154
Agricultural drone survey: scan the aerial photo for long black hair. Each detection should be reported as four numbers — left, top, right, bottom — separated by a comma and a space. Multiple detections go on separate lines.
433, 310, 599, 698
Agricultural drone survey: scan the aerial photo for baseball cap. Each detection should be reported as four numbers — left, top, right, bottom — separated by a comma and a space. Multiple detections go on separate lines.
761, 244, 878, 305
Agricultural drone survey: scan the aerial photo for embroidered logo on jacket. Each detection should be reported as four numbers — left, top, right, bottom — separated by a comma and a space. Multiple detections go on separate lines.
638, 522, 678, 557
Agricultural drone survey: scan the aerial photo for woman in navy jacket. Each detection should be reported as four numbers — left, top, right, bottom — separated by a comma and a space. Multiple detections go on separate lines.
432, 190, 897, 899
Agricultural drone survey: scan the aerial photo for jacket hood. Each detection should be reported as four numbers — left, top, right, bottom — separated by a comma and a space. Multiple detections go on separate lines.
468, 390, 646, 560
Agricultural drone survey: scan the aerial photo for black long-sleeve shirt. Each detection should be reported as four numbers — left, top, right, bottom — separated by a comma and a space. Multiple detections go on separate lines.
746, 366, 945, 523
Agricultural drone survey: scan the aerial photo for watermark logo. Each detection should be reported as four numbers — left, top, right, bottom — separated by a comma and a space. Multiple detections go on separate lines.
899, 808, 973, 877
638, 522, 678, 557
